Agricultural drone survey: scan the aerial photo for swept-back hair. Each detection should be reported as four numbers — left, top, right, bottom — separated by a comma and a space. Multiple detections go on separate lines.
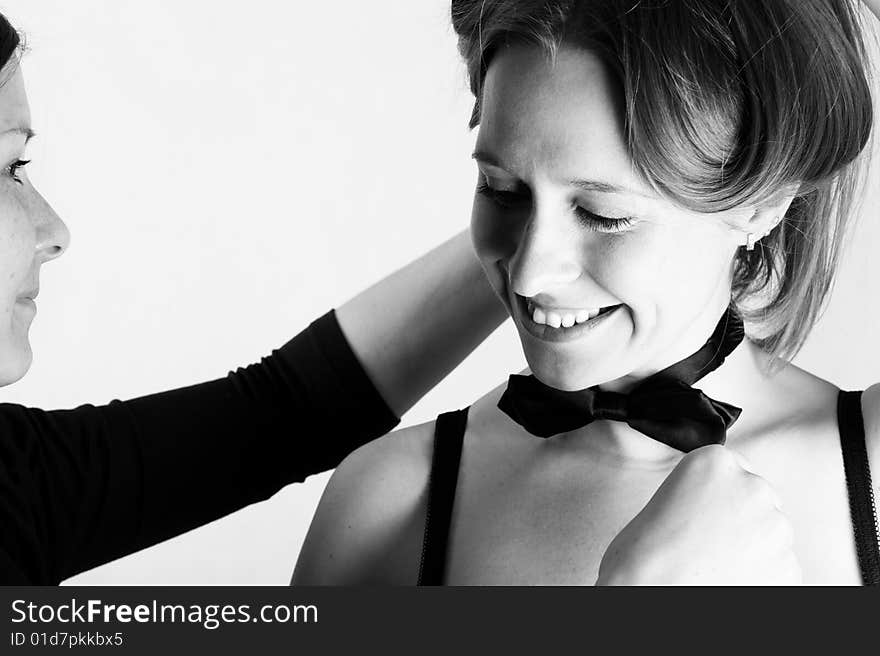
452, 0, 875, 365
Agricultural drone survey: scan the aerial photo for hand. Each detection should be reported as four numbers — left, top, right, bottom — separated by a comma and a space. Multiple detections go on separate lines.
595, 445, 801, 585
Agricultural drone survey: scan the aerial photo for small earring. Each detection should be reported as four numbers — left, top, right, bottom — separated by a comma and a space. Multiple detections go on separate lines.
744, 217, 780, 251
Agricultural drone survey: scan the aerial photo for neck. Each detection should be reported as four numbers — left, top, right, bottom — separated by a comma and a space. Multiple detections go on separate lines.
562, 304, 769, 467
555, 340, 773, 467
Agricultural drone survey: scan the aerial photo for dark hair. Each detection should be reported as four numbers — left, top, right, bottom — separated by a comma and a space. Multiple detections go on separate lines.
0, 12, 23, 83
452, 0, 875, 365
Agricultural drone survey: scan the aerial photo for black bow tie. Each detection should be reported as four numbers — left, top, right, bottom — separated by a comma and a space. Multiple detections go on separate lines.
497, 306, 745, 452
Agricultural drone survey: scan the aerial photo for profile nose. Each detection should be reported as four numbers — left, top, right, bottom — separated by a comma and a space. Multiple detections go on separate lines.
34, 193, 70, 262
508, 209, 583, 299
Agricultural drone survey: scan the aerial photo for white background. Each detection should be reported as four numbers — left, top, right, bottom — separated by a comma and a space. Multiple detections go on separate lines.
0, 1, 878, 584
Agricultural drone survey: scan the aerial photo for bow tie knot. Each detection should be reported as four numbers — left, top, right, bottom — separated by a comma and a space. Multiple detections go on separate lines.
587, 390, 628, 422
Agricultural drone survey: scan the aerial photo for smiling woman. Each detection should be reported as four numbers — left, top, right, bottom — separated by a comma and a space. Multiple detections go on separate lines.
469, 43, 768, 392
292, 0, 880, 586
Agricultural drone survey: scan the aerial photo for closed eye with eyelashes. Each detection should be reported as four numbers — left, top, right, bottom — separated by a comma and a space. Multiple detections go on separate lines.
475, 177, 634, 234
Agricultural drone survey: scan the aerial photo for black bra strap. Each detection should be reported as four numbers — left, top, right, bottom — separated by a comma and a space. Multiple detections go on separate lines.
837, 390, 880, 586
416, 408, 469, 586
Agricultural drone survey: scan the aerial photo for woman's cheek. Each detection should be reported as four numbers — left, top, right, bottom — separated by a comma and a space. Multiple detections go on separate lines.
590, 230, 665, 301
661, 227, 734, 301
603, 223, 730, 314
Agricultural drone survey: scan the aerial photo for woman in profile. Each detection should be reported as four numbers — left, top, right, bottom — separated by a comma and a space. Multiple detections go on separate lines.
294, 0, 880, 585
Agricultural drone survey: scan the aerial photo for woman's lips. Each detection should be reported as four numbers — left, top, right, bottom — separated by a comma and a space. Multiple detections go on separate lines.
512, 292, 622, 343
17, 286, 39, 301
14, 297, 36, 315
15, 287, 39, 314
525, 299, 609, 328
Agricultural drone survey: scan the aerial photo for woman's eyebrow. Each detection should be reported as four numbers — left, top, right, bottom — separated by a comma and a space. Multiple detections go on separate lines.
0, 126, 35, 142
568, 178, 653, 198
472, 149, 652, 198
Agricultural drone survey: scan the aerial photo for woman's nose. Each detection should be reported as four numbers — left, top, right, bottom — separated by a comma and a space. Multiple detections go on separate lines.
508, 209, 584, 298
34, 193, 70, 262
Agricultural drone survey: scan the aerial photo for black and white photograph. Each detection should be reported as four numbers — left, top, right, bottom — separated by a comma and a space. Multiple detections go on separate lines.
0, 0, 879, 603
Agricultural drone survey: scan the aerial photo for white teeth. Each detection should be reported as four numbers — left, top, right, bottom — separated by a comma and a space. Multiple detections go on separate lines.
527, 299, 613, 328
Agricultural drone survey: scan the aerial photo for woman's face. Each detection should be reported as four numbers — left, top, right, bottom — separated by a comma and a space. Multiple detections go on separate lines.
471, 44, 747, 392
0, 63, 69, 385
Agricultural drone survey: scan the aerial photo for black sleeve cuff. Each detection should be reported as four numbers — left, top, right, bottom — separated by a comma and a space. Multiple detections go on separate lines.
273, 309, 401, 474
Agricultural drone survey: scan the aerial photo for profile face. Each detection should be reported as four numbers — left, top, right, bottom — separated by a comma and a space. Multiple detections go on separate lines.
470, 43, 745, 391
0, 63, 69, 385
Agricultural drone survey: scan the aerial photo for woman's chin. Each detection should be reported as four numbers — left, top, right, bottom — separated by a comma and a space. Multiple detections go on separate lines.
0, 336, 33, 386
526, 357, 607, 392
516, 308, 632, 391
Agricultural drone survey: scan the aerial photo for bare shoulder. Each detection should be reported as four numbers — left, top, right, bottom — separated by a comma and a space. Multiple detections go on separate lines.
291, 420, 436, 585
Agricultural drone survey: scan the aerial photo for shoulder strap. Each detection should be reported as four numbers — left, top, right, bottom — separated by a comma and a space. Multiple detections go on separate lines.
416, 408, 469, 586
837, 390, 880, 586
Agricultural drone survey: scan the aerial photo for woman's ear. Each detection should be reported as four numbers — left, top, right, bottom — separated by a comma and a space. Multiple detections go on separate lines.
735, 184, 800, 249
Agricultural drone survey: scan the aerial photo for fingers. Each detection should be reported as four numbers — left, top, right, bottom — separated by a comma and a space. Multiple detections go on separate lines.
694, 444, 787, 513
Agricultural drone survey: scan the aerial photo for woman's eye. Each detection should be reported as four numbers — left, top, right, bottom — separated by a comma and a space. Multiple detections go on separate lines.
476, 180, 530, 208
476, 175, 634, 233
7, 159, 31, 184
573, 206, 633, 233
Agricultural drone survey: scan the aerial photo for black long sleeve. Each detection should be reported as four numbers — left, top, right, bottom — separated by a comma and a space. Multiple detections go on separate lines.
0, 310, 400, 584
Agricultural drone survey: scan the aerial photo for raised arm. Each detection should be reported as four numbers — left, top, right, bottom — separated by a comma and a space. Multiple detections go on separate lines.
336, 229, 506, 417
0, 231, 504, 584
